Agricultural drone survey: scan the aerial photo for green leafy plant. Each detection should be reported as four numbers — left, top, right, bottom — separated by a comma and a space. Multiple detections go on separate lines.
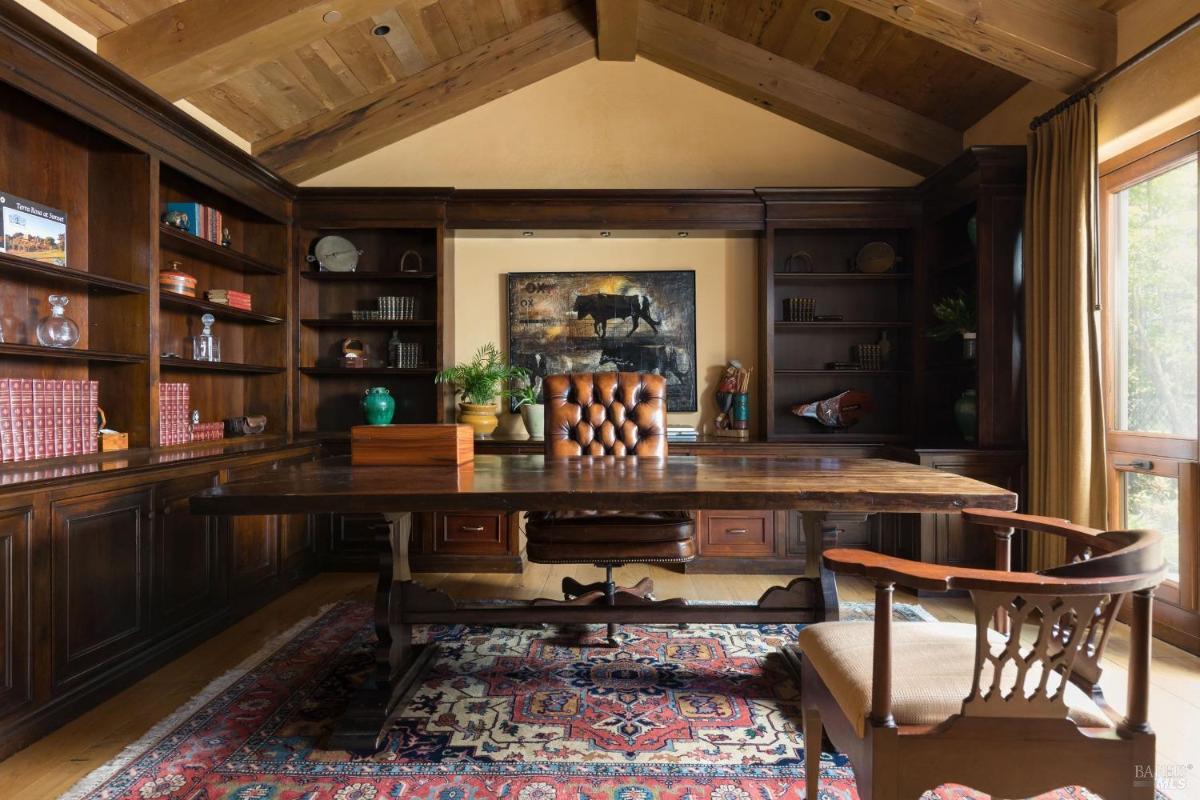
509, 384, 541, 410
929, 290, 977, 340
434, 343, 529, 405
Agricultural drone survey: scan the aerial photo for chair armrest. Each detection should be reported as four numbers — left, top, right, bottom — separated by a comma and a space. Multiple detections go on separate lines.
962, 508, 1109, 551
822, 547, 1160, 595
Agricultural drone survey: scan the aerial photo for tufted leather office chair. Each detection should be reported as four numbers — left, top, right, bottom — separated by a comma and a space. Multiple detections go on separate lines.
525, 372, 696, 642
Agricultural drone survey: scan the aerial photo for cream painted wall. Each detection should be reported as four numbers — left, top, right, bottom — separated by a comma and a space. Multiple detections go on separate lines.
303, 57, 920, 189
450, 236, 759, 436
964, 0, 1200, 160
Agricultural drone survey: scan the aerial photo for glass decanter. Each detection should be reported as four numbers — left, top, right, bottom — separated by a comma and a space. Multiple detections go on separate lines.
191, 313, 221, 362
36, 294, 80, 348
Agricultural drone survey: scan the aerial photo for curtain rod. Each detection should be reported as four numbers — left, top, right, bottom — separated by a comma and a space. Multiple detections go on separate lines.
1030, 11, 1200, 130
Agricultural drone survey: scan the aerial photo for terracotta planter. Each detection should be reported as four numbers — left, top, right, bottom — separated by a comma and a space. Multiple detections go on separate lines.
458, 401, 499, 437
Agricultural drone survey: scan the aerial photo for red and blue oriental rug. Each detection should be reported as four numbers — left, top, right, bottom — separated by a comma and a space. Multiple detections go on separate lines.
62, 601, 1111, 800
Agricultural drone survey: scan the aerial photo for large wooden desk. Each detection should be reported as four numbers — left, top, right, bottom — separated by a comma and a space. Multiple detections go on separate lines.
192, 454, 1016, 752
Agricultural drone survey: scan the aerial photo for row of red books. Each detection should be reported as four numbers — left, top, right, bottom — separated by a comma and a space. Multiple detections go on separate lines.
205, 289, 251, 310
159, 382, 191, 446
192, 421, 224, 442
0, 379, 98, 463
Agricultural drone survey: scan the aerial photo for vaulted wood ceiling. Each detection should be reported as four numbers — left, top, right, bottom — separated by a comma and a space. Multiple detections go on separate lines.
43, 0, 1125, 182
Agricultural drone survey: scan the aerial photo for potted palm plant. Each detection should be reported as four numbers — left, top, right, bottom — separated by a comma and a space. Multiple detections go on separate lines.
434, 343, 528, 437
510, 380, 544, 439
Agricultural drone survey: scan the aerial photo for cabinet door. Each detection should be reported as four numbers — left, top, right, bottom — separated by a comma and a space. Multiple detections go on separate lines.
153, 473, 223, 637
326, 513, 389, 570
279, 513, 315, 574
51, 486, 152, 691
229, 514, 279, 591
918, 452, 1025, 568
0, 498, 33, 718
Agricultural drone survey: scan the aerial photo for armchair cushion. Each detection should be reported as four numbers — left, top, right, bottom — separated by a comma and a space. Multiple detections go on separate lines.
798, 621, 1113, 737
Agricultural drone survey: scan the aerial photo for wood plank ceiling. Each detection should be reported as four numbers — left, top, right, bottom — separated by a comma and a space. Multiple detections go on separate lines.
41, 0, 1122, 182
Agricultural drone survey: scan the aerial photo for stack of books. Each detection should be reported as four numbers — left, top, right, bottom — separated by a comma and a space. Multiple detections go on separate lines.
166, 202, 224, 245
0, 378, 99, 462
191, 421, 224, 442
205, 289, 251, 310
159, 382, 192, 446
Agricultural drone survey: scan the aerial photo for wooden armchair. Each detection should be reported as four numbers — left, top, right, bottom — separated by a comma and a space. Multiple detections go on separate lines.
793, 509, 1165, 800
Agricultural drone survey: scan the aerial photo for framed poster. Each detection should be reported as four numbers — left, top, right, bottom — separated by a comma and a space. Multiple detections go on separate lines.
506, 270, 697, 412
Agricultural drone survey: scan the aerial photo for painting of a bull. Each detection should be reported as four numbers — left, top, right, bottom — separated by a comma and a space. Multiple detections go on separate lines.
573, 293, 660, 338
506, 270, 697, 411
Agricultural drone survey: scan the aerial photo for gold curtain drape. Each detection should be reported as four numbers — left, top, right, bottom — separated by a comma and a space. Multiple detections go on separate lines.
1025, 95, 1108, 569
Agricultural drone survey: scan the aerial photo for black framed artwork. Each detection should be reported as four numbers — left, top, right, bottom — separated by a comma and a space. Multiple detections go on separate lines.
506, 270, 698, 412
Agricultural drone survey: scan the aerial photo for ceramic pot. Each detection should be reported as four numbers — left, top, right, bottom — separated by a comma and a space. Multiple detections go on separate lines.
459, 401, 499, 437
361, 387, 395, 425
954, 389, 978, 443
962, 331, 978, 360
966, 214, 978, 247
520, 403, 545, 438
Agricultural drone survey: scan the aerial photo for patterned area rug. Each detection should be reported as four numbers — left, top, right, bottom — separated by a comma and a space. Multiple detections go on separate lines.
63, 601, 1107, 800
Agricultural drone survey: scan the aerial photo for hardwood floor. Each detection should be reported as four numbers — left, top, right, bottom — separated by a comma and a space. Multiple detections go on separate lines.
0, 567, 1197, 799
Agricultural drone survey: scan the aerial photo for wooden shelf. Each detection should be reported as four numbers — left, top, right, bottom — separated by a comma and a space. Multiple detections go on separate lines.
773, 272, 911, 281
775, 321, 912, 329
159, 226, 285, 275
160, 292, 283, 324
159, 356, 284, 374
775, 368, 910, 375
0, 342, 147, 363
769, 433, 911, 444
0, 252, 147, 294
299, 271, 436, 282
300, 318, 435, 328
299, 366, 437, 376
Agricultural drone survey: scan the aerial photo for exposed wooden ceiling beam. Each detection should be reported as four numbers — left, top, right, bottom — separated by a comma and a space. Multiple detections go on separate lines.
637, 3, 961, 176
254, 10, 595, 182
97, 0, 424, 101
838, 0, 1116, 93
596, 0, 638, 61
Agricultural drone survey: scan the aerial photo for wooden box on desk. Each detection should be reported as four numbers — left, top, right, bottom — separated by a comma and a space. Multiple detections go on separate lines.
351, 424, 475, 466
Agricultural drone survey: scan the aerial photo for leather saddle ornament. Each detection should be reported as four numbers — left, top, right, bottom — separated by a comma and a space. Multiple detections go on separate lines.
224, 415, 267, 436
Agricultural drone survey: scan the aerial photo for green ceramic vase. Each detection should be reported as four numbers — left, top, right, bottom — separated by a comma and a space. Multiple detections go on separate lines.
954, 389, 978, 443
361, 386, 395, 425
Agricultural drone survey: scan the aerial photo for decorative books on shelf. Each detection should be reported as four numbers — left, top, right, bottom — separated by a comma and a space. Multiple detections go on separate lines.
205, 289, 251, 310
163, 202, 227, 246
159, 382, 191, 446
191, 421, 224, 442
0, 378, 98, 463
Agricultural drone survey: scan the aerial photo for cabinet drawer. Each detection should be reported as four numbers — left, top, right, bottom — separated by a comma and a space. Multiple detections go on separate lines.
434, 513, 509, 554
701, 511, 774, 556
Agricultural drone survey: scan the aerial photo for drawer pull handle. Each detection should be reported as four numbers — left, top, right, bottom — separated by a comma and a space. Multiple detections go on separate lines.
726, 528, 749, 534
459, 525, 486, 532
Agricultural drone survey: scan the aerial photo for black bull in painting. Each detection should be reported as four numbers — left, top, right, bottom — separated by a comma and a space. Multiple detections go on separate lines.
572, 293, 660, 338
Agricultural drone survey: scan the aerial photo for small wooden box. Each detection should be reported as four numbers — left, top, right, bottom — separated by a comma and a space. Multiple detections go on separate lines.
99, 431, 129, 451
351, 424, 474, 466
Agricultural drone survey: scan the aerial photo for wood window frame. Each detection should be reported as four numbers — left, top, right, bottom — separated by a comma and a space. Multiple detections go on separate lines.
1099, 125, 1200, 620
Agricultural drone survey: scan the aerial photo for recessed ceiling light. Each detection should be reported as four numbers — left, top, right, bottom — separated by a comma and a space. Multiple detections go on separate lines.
522, 231, 534, 237
599, 231, 612, 238
812, 8, 833, 22
893, 4, 915, 20
677, 231, 689, 238
322, 10, 342, 24
372, 24, 391, 36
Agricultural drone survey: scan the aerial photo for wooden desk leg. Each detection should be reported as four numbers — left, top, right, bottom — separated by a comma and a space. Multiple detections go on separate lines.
326, 512, 439, 753
757, 513, 840, 622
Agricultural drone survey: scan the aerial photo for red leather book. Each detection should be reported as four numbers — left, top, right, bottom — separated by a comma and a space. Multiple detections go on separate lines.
31, 379, 46, 460
0, 380, 12, 463
87, 381, 98, 454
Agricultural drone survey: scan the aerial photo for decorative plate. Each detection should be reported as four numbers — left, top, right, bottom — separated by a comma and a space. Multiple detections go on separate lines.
854, 241, 896, 273
308, 235, 362, 272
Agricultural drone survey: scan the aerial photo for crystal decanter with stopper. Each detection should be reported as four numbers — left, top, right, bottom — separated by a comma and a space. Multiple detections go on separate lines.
36, 294, 80, 348
191, 313, 221, 362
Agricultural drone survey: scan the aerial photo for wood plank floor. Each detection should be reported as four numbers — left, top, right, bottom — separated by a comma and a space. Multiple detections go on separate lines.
0, 567, 1197, 799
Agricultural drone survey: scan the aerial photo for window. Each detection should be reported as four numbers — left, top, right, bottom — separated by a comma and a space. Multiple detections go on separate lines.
1101, 133, 1200, 611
